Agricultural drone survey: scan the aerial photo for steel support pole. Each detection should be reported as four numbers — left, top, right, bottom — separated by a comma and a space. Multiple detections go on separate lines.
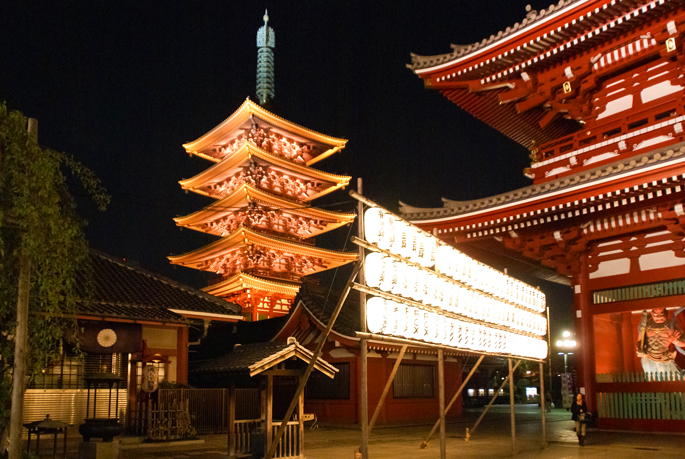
421, 354, 484, 448
264, 262, 362, 459
368, 345, 407, 433
470, 360, 521, 435
539, 361, 547, 448
509, 358, 517, 455
438, 349, 446, 459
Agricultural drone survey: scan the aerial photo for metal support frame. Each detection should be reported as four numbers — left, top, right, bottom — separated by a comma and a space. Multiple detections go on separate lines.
264, 261, 362, 459
421, 354, 485, 449
368, 345, 407, 433
470, 360, 521, 435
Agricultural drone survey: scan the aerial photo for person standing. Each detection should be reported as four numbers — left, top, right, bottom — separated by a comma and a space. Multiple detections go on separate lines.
571, 393, 588, 446
545, 391, 552, 413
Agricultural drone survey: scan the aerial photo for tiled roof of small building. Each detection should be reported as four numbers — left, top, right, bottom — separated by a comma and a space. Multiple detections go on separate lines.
193, 341, 291, 374
77, 250, 240, 322
296, 283, 360, 339
407, 0, 579, 71
192, 338, 337, 378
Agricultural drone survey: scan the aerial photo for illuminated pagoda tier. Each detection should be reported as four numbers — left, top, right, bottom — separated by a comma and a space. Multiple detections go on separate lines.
172, 98, 357, 320
405, 0, 685, 432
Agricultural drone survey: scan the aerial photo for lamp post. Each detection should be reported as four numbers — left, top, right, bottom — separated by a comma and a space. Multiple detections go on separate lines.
556, 331, 577, 373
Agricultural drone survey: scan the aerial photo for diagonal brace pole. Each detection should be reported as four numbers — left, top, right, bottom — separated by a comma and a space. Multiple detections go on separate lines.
264, 261, 362, 459
470, 359, 521, 435
368, 345, 407, 434
421, 354, 484, 449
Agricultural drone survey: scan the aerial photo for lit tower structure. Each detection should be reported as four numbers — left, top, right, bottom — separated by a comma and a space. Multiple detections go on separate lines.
170, 15, 357, 321
256, 10, 275, 108
404, 0, 685, 432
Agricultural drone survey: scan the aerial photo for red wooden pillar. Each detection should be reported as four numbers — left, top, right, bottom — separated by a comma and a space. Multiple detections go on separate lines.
228, 381, 236, 459
621, 312, 637, 373
177, 326, 189, 384
576, 253, 596, 412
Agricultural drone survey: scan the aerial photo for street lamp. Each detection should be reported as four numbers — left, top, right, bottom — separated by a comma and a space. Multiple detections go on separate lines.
556, 331, 576, 374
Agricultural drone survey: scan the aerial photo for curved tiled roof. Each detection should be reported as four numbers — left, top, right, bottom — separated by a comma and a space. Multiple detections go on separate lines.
400, 144, 685, 221
191, 338, 337, 377
296, 283, 361, 339
407, 0, 580, 71
77, 250, 240, 321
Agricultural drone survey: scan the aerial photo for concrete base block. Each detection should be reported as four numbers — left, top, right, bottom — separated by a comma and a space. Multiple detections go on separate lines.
79, 440, 120, 459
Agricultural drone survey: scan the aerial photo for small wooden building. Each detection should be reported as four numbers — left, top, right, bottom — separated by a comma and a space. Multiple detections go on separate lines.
191, 283, 465, 425
23, 250, 242, 432
192, 338, 337, 459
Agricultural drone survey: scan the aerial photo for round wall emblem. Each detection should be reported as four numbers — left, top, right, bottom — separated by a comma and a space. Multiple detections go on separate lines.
97, 328, 117, 347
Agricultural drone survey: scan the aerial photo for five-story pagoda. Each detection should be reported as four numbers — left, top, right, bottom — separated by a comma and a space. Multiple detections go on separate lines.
170, 13, 357, 321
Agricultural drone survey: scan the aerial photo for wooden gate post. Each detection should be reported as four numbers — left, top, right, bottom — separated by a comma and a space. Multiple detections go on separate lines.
228, 382, 236, 458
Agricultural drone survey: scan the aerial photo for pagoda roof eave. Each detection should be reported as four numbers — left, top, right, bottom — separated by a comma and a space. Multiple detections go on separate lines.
400, 143, 685, 224
183, 98, 347, 157
203, 272, 301, 297
179, 142, 351, 198
408, 0, 597, 75
168, 226, 359, 268
174, 183, 355, 230
405, 0, 681, 147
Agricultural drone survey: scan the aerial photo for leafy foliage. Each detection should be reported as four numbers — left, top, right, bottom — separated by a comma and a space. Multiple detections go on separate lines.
0, 102, 109, 432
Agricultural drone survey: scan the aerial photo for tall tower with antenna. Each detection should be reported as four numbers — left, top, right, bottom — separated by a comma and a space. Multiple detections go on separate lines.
170, 13, 357, 321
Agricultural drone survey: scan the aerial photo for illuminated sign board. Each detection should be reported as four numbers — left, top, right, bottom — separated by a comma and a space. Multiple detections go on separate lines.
360, 207, 548, 360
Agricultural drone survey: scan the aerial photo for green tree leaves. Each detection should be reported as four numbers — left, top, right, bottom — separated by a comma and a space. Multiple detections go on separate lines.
0, 102, 109, 432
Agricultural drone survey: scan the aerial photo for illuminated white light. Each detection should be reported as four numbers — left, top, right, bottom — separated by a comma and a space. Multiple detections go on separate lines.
556, 340, 564, 347
364, 207, 436, 267
366, 298, 548, 360
363, 206, 548, 347
562, 330, 571, 337
435, 243, 545, 313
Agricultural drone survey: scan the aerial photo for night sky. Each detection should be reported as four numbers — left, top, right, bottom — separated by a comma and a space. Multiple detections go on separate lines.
0, 1, 574, 334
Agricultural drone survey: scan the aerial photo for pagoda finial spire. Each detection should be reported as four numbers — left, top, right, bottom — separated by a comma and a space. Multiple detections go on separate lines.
256, 9, 275, 108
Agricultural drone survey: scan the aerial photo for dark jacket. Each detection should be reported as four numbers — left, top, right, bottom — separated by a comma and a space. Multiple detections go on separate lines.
571, 398, 587, 422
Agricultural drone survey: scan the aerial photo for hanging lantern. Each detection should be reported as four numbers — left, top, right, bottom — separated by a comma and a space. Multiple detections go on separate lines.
366, 297, 388, 334
364, 208, 385, 245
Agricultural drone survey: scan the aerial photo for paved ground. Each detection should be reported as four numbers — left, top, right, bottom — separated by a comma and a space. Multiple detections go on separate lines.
27, 405, 685, 458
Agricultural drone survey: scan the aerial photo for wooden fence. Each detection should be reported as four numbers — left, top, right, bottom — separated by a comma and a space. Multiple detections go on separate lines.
146, 399, 194, 440
597, 391, 685, 420
234, 419, 260, 455
595, 371, 685, 431
270, 421, 301, 458
128, 388, 259, 436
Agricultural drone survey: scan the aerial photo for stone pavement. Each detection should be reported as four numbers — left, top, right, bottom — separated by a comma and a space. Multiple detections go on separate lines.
36, 405, 685, 458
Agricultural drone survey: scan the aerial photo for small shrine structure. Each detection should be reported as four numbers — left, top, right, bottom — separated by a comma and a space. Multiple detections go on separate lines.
404, 0, 685, 432
170, 13, 357, 321
192, 338, 337, 459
